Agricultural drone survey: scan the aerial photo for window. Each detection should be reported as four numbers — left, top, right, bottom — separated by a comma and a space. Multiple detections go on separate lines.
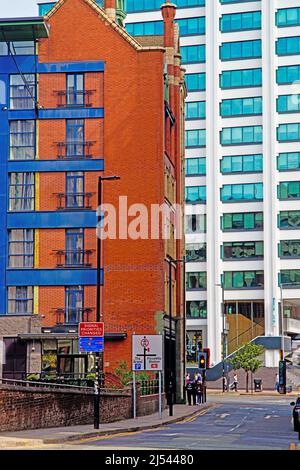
221, 126, 263, 145
66, 74, 84, 107
186, 330, 203, 367
9, 173, 35, 211
186, 157, 206, 176
221, 183, 263, 202
181, 45, 205, 64
222, 212, 263, 231
278, 182, 300, 200
126, 21, 164, 36
9, 120, 35, 160
66, 229, 84, 266
277, 123, 300, 142
10, 74, 35, 110
220, 68, 262, 89
222, 241, 263, 260
276, 8, 300, 27
186, 272, 207, 290
223, 271, 264, 289
8, 229, 34, 268
186, 243, 206, 262
221, 97, 262, 117
220, 11, 261, 32
279, 240, 300, 258
0, 41, 35, 56
277, 65, 300, 84
66, 172, 84, 208
280, 270, 300, 287
276, 37, 300, 56
186, 214, 206, 233
186, 101, 206, 120
125, 0, 205, 13
8, 286, 33, 314
66, 119, 84, 158
65, 286, 84, 323
277, 95, 300, 113
220, 40, 261, 61
185, 73, 206, 92
186, 186, 206, 203
278, 152, 300, 171
186, 301, 207, 319
176, 17, 205, 36
279, 211, 300, 229
186, 129, 206, 147
221, 154, 263, 173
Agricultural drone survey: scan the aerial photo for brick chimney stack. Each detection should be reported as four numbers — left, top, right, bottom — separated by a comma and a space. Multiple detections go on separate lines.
161, 1, 177, 48
104, 0, 116, 21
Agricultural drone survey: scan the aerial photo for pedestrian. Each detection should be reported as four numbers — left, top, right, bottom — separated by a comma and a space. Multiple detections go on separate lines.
232, 373, 238, 392
196, 380, 204, 405
186, 380, 193, 406
223, 375, 228, 392
275, 373, 279, 392
192, 374, 198, 405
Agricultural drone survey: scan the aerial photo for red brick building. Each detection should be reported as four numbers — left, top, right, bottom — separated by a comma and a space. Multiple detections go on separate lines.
0, 0, 186, 398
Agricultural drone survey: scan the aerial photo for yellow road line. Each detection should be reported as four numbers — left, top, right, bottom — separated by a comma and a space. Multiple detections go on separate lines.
290, 443, 300, 450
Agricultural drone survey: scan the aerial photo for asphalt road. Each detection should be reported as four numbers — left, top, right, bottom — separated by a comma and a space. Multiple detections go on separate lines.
49, 395, 299, 450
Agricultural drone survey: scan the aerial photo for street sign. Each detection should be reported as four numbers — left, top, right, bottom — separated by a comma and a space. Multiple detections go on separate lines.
79, 337, 104, 353
132, 335, 163, 371
79, 322, 104, 337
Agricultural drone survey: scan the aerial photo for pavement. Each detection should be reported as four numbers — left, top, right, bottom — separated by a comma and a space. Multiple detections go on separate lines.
0, 403, 213, 449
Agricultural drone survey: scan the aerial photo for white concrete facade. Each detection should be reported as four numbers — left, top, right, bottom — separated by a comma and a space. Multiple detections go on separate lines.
127, 0, 300, 367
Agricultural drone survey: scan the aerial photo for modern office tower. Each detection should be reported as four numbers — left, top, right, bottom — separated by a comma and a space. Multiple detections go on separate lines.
0, 0, 186, 398
125, 0, 300, 369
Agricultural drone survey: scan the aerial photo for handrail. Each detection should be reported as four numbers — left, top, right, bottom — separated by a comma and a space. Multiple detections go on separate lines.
227, 318, 265, 346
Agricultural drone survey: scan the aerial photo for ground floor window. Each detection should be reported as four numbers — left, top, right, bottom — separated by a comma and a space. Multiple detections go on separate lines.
186, 330, 202, 368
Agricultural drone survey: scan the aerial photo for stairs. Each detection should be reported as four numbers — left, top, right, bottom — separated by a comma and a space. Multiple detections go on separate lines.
226, 314, 264, 355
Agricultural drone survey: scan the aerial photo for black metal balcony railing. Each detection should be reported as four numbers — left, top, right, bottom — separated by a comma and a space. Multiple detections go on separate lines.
54, 249, 94, 268
54, 90, 96, 108
56, 141, 95, 160
55, 307, 93, 325
56, 192, 95, 210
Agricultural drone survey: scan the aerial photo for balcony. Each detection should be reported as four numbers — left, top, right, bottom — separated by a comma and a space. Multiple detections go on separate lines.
54, 249, 94, 268
55, 192, 95, 210
54, 90, 96, 108
56, 141, 95, 160
55, 307, 93, 325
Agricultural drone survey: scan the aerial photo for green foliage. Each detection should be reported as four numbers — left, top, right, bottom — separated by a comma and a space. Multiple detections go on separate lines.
114, 360, 149, 385
229, 343, 265, 373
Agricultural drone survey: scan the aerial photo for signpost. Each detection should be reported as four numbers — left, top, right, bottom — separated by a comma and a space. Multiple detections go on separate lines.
132, 335, 163, 419
79, 322, 104, 353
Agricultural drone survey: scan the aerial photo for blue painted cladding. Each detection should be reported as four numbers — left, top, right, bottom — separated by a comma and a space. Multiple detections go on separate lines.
7, 159, 104, 173
37, 61, 105, 73
0, 74, 8, 313
8, 110, 37, 120
38, 108, 104, 119
6, 269, 102, 286
7, 211, 97, 229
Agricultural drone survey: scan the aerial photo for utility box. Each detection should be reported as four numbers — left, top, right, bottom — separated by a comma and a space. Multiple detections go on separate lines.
254, 378, 262, 392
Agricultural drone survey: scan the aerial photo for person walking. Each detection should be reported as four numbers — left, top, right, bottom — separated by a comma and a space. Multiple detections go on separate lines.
196, 380, 204, 405
192, 374, 198, 405
275, 373, 279, 392
186, 378, 193, 406
232, 373, 238, 392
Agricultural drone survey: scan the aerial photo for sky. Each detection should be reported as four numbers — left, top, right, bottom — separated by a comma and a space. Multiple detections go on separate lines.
0, 0, 40, 18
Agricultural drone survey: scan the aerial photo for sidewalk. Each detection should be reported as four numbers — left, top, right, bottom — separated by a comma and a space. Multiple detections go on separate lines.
208, 389, 299, 396
0, 403, 213, 448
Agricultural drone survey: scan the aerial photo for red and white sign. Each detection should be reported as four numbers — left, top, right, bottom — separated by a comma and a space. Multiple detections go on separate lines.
79, 322, 104, 338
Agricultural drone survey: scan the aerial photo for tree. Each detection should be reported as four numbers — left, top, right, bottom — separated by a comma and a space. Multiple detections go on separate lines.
229, 343, 265, 392
115, 360, 149, 386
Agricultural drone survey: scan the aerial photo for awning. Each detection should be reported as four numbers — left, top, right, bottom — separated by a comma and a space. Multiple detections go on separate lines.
0, 17, 49, 41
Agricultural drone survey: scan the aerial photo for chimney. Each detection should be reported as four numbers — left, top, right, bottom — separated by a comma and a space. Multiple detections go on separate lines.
104, 0, 116, 22
161, 1, 177, 48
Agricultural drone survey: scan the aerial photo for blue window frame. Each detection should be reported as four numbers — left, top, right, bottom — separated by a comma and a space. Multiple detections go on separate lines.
278, 152, 300, 171
279, 211, 300, 229
277, 123, 300, 142
66, 229, 84, 266
220, 11, 261, 33
185, 186, 206, 204
66, 74, 84, 107
277, 94, 300, 113
65, 286, 84, 324
222, 212, 263, 231
276, 37, 300, 56
276, 8, 300, 28
224, 271, 264, 289
176, 17, 205, 36
277, 65, 300, 84
185, 73, 206, 91
221, 126, 263, 145
280, 270, 300, 287
186, 101, 206, 120
7, 286, 33, 314
181, 45, 205, 64
186, 129, 206, 147
221, 96, 262, 117
220, 40, 261, 61
10, 74, 36, 110
278, 182, 300, 200
8, 229, 34, 268
220, 68, 262, 89
126, 21, 164, 36
9, 120, 35, 160
66, 172, 84, 208
125, 0, 204, 13
221, 154, 263, 174
66, 119, 84, 158
9, 172, 35, 211
221, 183, 263, 202
186, 157, 206, 176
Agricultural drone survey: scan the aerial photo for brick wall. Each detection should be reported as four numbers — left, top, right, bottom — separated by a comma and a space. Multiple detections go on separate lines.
207, 367, 278, 391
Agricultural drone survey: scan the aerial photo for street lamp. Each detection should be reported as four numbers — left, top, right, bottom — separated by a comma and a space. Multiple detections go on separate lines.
94, 175, 120, 430
165, 256, 185, 416
215, 281, 228, 393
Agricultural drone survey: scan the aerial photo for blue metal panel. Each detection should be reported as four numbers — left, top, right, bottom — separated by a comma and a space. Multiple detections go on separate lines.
7, 211, 97, 229
7, 159, 104, 173
0, 56, 36, 75
37, 61, 105, 73
8, 110, 37, 120
6, 268, 101, 286
0, 74, 8, 313
38, 108, 104, 119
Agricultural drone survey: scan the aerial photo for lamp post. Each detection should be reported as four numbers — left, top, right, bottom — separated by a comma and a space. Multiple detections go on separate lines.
94, 175, 120, 430
166, 256, 185, 416
215, 282, 228, 393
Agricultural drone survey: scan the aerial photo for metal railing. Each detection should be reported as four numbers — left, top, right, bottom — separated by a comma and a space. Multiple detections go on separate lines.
56, 141, 95, 160
54, 249, 94, 268
56, 192, 95, 210
54, 90, 96, 108
0, 376, 94, 392
139, 379, 160, 396
55, 307, 94, 324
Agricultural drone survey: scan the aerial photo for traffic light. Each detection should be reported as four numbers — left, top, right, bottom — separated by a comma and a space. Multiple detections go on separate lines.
199, 352, 207, 370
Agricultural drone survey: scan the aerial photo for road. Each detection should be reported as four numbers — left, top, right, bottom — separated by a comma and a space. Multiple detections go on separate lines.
44, 395, 299, 450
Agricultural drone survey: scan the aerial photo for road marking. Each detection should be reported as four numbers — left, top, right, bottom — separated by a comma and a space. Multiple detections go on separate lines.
265, 415, 280, 419
216, 413, 230, 419
290, 443, 300, 450
177, 408, 212, 424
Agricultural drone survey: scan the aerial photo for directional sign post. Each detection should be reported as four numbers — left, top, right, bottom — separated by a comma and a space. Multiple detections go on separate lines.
132, 335, 163, 419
